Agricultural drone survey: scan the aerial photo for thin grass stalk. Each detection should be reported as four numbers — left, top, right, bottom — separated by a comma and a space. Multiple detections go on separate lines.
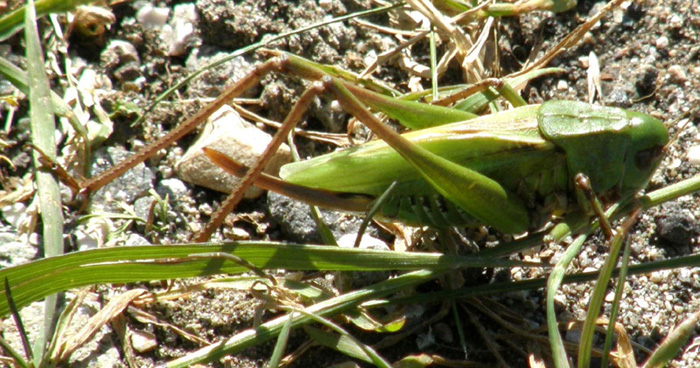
24, 0, 64, 362
547, 233, 587, 368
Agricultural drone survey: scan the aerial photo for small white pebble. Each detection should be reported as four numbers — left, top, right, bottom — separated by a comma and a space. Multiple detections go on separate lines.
319, 0, 333, 10
136, 4, 170, 29
557, 79, 568, 91
337, 233, 389, 251
75, 230, 100, 250
636, 298, 649, 309
667, 65, 687, 84
131, 329, 158, 353
669, 14, 683, 29
655, 36, 669, 49
578, 56, 590, 69
687, 145, 700, 165
160, 166, 174, 178
226, 227, 250, 240
605, 291, 615, 302
2, 203, 26, 228
330, 100, 342, 113
650, 271, 663, 283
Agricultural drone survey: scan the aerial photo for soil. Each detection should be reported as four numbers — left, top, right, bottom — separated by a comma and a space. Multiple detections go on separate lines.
0, 0, 699, 367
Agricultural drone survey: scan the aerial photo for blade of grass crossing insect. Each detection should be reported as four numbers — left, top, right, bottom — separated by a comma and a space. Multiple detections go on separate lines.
601, 238, 632, 368
497, 81, 528, 107
287, 131, 337, 246
353, 181, 398, 249
547, 233, 588, 368
25, 0, 64, 362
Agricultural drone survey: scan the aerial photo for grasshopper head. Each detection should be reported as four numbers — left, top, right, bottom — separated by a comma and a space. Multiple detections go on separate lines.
617, 110, 669, 198
539, 101, 669, 203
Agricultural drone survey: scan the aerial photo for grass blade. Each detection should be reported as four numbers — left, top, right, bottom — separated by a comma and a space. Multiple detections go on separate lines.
0, 242, 538, 317
24, 0, 64, 361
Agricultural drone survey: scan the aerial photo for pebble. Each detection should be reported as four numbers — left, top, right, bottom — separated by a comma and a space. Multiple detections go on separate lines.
176, 106, 292, 198
577, 56, 589, 69
224, 227, 250, 240
319, 0, 333, 10
667, 65, 687, 84
136, 4, 170, 28
688, 145, 700, 165
605, 291, 615, 302
655, 206, 698, 248
669, 14, 683, 29
2, 202, 27, 228
337, 233, 389, 250
556, 79, 568, 91
124, 233, 151, 246
75, 228, 101, 250
158, 178, 189, 198
655, 36, 668, 50
636, 298, 649, 309
130, 330, 158, 353
165, 4, 199, 56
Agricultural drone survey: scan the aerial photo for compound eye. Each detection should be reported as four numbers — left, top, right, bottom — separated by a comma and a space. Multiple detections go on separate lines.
635, 145, 664, 171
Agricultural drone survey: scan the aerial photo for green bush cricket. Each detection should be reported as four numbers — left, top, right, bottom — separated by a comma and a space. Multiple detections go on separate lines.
204, 51, 670, 237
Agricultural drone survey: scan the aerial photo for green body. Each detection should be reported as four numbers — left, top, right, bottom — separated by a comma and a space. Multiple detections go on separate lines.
280, 101, 668, 232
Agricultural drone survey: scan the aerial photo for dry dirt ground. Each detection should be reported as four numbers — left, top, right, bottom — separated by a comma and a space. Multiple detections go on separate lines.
1, 0, 699, 367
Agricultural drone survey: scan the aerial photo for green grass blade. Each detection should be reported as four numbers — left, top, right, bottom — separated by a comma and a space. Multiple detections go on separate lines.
389, 253, 700, 306
641, 173, 700, 208
0, 242, 539, 317
547, 234, 587, 368
267, 313, 293, 368
4, 278, 33, 365
578, 213, 639, 368
24, 0, 64, 361
643, 311, 700, 368
601, 237, 632, 368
